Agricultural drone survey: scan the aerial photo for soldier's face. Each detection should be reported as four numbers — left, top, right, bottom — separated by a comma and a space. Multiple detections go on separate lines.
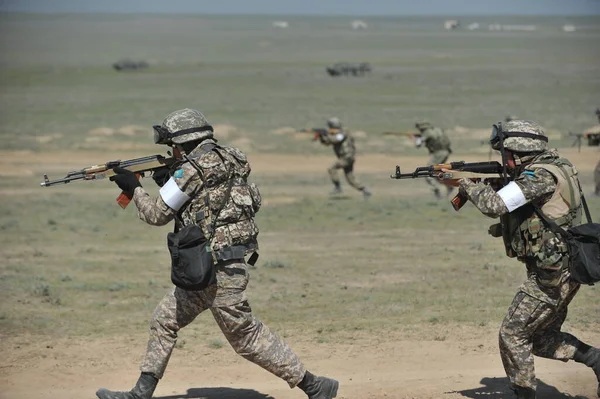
506, 151, 516, 169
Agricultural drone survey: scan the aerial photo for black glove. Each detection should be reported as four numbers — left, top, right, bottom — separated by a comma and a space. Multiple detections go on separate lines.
152, 167, 171, 188
111, 167, 142, 195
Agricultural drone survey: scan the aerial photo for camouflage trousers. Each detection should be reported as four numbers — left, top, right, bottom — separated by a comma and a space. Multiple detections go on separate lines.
499, 272, 582, 391
140, 259, 306, 387
328, 157, 364, 191
425, 150, 452, 197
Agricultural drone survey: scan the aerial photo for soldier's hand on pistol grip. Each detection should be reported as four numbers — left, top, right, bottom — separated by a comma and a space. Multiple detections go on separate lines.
112, 167, 142, 195
152, 166, 171, 188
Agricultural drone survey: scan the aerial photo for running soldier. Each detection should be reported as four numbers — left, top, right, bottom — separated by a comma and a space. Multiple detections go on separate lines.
444, 119, 600, 399
96, 108, 339, 399
414, 120, 453, 198
317, 117, 372, 199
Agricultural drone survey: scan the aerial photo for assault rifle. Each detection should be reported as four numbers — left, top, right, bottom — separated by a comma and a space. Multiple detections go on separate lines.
297, 128, 329, 141
40, 154, 176, 209
391, 161, 505, 211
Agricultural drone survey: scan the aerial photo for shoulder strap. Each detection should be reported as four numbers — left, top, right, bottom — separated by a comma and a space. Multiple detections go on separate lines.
534, 180, 593, 238
206, 165, 235, 239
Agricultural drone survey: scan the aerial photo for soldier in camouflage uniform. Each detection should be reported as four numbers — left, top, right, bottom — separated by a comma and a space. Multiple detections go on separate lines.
450, 120, 600, 399
96, 109, 339, 399
415, 120, 453, 199
318, 117, 372, 199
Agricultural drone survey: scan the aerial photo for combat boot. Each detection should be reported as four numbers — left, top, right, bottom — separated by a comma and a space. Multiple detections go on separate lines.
361, 187, 372, 200
329, 182, 342, 196
96, 373, 158, 399
573, 344, 600, 397
298, 371, 339, 399
513, 385, 536, 399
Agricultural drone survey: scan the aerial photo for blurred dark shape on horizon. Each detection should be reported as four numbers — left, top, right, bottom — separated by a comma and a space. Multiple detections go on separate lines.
326, 62, 371, 77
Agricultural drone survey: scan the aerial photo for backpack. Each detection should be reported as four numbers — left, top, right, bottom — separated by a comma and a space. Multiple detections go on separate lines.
535, 194, 600, 285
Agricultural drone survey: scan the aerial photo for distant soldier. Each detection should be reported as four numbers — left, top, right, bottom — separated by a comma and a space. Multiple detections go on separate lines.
505, 115, 518, 122
317, 117, 372, 199
596, 107, 600, 123
414, 120, 453, 199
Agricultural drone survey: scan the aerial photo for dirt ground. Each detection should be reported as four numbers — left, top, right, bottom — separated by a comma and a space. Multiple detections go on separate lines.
1, 149, 599, 399
1, 328, 599, 399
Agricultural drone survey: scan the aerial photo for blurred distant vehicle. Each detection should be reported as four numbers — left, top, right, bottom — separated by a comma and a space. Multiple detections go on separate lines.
326, 62, 371, 77
351, 20, 368, 30
112, 59, 149, 71
467, 23, 480, 30
444, 20, 460, 30
562, 24, 576, 32
584, 125, 600, 146
272, 21, 289, 28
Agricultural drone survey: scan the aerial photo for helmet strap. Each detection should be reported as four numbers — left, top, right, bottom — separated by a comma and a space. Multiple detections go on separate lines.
497, 122, 510, 185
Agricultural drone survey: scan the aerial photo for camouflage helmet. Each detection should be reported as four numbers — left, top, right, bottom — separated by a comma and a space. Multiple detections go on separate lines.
327, 117, 342, 129
160, 108, 214, 145
491, 120, 548, 153
415, 120, 432, 130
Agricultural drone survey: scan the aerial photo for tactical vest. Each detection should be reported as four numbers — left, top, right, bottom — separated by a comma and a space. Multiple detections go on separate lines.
332, 130, 356, 160
501, 158, 582, 273
424, 127, 451, 153
179, 144, 261, 259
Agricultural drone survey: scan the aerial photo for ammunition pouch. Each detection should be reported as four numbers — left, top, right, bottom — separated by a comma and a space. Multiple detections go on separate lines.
214, 243, 259, 266
167, 225, 216, 291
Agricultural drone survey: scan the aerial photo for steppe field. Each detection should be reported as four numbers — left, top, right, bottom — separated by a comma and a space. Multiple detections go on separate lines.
0, 13, 599, 399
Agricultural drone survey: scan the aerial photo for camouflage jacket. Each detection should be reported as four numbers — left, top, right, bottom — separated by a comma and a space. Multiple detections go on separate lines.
132, 139, 261, 258
420, 127, 451, 153
320, 129, 356, 160
459, 150, 582, 287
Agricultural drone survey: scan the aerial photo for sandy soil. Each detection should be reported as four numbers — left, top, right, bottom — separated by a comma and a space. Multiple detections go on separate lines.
1, 328, 598, 399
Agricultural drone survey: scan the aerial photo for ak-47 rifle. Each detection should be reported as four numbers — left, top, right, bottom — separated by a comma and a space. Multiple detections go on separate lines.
40, 154, 176, 209
391, 161, 505, 211
297, 128, 329, 141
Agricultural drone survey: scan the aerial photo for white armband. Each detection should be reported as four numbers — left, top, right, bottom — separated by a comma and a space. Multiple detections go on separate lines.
335, 133, 345, 141
497, 181, 527, 212
415, 137, 423, 147
159, 177, 190, 211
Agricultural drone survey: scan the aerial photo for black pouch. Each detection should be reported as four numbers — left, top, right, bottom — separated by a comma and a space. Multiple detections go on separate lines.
167, 224, 216, 291
564, 223, 600, 285
535, 193, 600, 286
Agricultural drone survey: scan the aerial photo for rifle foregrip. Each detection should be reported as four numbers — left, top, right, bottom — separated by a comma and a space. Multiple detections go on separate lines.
450, 192, 468, 211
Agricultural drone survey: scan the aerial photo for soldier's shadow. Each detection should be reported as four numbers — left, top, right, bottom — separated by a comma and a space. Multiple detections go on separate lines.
447, 376, 588, 398
155, 387, 274, 399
